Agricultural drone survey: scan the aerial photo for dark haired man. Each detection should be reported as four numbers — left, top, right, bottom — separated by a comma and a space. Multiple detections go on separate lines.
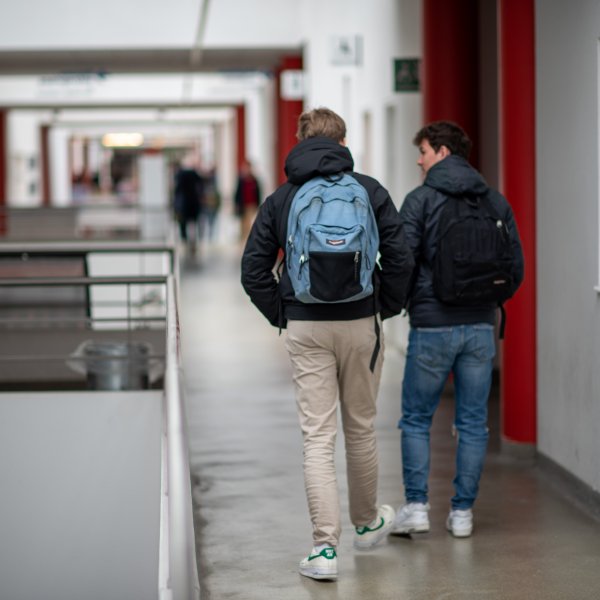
241, 107, 414, 580
393, 121, 524, 538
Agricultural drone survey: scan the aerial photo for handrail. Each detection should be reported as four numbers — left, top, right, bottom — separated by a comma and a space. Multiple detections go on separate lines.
0, 240, 177, 274
0, 240, 176, 254
160, 275, 200, 599
0, 275, 168, 287
0, 205, 178, 252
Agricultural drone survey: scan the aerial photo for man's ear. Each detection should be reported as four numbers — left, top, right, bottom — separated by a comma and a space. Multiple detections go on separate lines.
439, 145, 451, 158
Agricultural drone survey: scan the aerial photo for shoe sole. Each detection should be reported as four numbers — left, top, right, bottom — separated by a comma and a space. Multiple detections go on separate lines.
446, 521, 473, 538
390, 523, 430, 535
299, 567, 338, 581
447, 527, 472, 538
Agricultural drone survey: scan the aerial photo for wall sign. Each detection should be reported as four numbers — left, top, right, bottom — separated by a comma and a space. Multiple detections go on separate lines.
394, 58, 420, 92
280, 70, 304, 100
330, 35, 363, 66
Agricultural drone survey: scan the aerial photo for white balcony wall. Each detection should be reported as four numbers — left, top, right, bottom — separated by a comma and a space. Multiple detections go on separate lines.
0, 391, 162, 600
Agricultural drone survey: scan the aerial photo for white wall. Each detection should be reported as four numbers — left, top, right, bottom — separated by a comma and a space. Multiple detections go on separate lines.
301, 0, 421, 205
536, 0, 600, 492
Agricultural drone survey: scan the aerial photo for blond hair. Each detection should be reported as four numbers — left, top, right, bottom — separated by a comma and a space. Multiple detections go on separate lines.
296, 107, 346, 142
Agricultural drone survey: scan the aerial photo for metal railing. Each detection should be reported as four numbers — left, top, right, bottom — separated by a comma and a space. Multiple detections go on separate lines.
0, 240, 199, 598
0, 204, 175, 243
0, 239, 177, 277
160, 276, 201, 600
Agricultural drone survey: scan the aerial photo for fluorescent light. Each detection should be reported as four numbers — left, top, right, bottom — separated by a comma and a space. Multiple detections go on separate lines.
101, 132, 144, 147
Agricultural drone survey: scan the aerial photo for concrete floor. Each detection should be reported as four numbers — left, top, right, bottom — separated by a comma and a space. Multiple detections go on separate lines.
179, 242, 600, 600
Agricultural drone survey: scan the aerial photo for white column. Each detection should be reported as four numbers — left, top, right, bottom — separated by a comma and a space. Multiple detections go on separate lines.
49, 127, 71, 206
138, 152, 167, 240
7, 111, 42, 206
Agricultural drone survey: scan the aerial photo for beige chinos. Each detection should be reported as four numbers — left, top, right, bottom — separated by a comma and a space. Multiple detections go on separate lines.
284, 316, 384, 548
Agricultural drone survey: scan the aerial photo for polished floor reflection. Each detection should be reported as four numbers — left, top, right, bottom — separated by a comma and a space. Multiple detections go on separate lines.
179, 242, 600, 600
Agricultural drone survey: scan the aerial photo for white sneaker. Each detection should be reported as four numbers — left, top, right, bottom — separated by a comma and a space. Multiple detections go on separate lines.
299, 547, 338, 581
391, 502, 430, 534
446, 508, 473, 537
353, 504, 396, 549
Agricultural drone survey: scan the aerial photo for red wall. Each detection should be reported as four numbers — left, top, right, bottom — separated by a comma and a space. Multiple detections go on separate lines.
236, 104, 246, 170
498, 0, 537, 445
275, 56, 303, 185
423, 0, 480, 167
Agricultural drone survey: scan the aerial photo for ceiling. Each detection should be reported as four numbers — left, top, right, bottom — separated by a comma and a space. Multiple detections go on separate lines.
0, 47, 301, 76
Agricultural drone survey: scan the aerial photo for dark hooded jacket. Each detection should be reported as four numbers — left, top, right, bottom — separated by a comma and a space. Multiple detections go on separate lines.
399, 154, 524, 328
241, 136, 415, 328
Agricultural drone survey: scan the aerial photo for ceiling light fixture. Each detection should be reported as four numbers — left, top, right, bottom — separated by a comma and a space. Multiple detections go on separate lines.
101, 132, 144, 147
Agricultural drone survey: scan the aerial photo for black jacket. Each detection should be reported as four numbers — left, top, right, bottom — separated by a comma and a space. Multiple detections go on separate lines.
174, 168, 203, 219
241, 136, 415, 328
399, 154, 524, 328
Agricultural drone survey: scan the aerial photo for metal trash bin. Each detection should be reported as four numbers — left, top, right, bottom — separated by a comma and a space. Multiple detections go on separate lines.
84, 341, 151, 391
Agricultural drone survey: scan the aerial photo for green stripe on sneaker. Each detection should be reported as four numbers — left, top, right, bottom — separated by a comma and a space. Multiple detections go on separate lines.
355, 517, 384, 535
307, 548, 337, 561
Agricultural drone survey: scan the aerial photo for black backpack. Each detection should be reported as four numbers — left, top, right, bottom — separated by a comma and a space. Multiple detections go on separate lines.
432, 194, 519, 335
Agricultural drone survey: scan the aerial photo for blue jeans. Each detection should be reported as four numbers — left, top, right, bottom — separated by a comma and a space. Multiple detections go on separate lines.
399, 324, 495, 510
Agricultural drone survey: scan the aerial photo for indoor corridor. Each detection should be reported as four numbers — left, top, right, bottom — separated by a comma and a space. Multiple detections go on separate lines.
178, 239, 600, 600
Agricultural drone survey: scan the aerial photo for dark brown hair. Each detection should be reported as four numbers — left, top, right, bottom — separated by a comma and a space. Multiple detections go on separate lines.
413, 121, 472, 159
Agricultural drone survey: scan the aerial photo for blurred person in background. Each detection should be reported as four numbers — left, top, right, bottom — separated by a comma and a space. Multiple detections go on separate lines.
234, 159, 261, 242
200, 166, 221, 243
174, 157, 205, 254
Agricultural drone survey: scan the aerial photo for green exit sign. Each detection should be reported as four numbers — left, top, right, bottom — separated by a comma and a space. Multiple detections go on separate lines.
394, 58, 420, 92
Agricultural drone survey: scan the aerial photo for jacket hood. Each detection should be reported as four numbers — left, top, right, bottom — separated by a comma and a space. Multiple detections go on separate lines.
284, 136, 354, 185
424, 155, 488, 197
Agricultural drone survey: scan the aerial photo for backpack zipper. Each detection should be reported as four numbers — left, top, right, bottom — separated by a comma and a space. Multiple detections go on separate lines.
287, 236, 294, 268
299, 254, 307, 279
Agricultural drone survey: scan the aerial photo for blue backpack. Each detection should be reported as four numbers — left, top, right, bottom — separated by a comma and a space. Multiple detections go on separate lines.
285, 173, 379, 303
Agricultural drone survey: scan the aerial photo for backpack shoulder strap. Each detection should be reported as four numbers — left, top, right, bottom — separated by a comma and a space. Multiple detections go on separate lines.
278, 182, 299, 248
476, 193, 503, 220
